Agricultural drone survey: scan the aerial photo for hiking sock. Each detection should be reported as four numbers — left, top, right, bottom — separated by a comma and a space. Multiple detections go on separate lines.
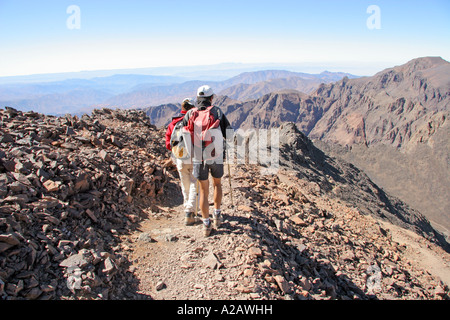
203, 218, 212, 237
212, 209, 222, 229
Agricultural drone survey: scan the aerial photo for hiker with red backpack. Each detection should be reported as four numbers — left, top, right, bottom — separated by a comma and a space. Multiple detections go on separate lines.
182, 85, 232, 236
165, 98, 198, 224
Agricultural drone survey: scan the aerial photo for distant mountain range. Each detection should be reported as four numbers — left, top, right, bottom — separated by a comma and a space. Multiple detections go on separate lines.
214, 57, 448, 140
97, 70, 356, 110
0, 74, 187, 115
145, 56, 450, 238
0, 69, 356, 116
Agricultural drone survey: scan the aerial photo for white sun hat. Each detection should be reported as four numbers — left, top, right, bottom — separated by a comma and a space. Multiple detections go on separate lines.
197, 85, 214, 97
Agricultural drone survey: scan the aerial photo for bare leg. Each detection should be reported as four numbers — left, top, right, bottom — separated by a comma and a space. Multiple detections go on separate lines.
212, 177, 222, 210
198, 179, 210, 219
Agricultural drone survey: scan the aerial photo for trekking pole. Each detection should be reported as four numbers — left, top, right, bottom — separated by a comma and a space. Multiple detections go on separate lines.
227, 162, 234, 208
195, 180, 201, 222
225, 142, 234, 211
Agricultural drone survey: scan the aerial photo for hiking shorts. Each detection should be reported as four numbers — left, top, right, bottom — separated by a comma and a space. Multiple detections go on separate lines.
193, 161, 224, 181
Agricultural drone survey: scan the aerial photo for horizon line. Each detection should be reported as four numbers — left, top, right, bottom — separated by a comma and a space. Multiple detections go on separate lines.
0, 59, 405, 80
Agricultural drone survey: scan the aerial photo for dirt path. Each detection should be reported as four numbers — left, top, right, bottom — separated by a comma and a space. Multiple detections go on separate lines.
379, 220, 450, 287
124, 166, 272, 300
120, 165, 450, 300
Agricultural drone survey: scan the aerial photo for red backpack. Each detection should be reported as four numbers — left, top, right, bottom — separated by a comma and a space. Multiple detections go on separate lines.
184, 106, 223, 161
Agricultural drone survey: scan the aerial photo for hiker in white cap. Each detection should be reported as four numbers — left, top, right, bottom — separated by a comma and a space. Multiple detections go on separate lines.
182, 85, 232, 236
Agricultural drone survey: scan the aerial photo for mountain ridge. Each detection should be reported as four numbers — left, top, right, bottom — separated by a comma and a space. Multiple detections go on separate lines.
0, 70, 357, 115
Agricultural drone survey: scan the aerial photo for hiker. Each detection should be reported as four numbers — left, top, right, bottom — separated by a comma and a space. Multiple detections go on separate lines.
182, 85, 232, 236
165, 98, 198, 225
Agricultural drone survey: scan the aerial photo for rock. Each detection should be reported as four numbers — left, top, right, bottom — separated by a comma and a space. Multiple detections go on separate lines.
194, 283, 205, 290
99, 150, 112, 163
249, 292, 261, 299
290, 215, 308, 226
341, 250, 356, 261
11, 172, 32, 186
324, 280, 337, 299
67, 274, 82, 293
155, 281, 166, 291
298, 276, 312, 291
43, 179, 61, 192
40, 282, 57, 293
2, 194, 29, 205
164, 233, 178, 242
0, 132, 14, 143
243, 268, 254, 277
0, 242, 14, 253
60, 142, 77, 150
0, 279, 4, 296
9, 181, 27, 193
238, 205, 254, 212
274, 275, 291, 294
434, 286, 447, 297
59, 253, 89, 268
24, 287, 42, 300
85, 209, 98, 223
248, 247, 263, 257
236, 285, 253, 293
109, 135, 123, 148
203, 251, 222, 269
65, 126, 76, 136
3, 160, 16, 172
102, 257, 116, 274
74, 173, 90, 192
138, 232, 156, 243
0, 233, 21, 245
6, 280, 24, 296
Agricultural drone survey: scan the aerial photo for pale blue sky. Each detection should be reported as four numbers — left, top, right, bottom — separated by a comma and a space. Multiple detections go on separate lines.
0, 0, 449, 76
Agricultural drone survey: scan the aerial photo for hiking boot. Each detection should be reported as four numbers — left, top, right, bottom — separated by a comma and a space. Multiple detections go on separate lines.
213, 213, 223, 229
185, 212, 195, 226
194, 214, 202, 224
203, 220, 212, 237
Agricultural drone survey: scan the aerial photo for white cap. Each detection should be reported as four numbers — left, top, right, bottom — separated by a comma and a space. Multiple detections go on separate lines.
197, 85, 214, 97
182, 97, 194, 104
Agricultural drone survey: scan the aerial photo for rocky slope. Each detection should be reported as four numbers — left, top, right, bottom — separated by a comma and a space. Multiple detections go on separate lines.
126, 164, 449, 300
275, 123, 448, 250
0, 107, 172, 299
309, 56, 449, 147
308, 57, 450, 236
1, 107, 448, 300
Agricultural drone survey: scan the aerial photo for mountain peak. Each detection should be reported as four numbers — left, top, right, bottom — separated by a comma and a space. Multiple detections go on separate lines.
388, 56, 449, 75
406, 56, 449, 67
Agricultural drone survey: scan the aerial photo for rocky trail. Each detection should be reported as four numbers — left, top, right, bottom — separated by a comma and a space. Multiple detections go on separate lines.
125, 164, 450, 300
0, 107, 449, 300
